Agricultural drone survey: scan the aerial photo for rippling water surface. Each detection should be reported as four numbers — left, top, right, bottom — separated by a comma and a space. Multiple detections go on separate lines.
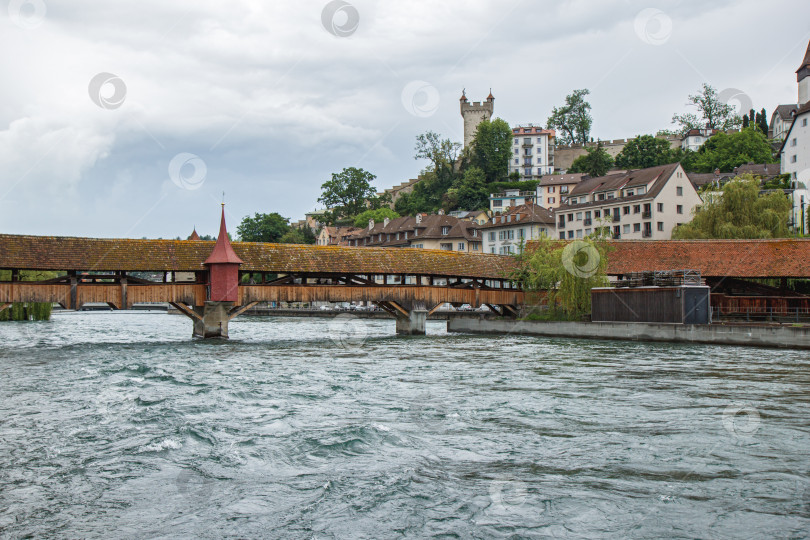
1, 311, 809, 538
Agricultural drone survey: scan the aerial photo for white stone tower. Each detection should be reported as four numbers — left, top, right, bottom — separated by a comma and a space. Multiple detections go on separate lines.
460, 89, 494, 147
798, 40, 810, 107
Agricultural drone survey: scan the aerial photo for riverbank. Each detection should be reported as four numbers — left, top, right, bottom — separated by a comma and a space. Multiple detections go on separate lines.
447, 318, 810, 349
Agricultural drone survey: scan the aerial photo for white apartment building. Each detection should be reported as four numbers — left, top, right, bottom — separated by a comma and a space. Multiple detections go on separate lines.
480, 203, 555, 254
555, 163, 701, 240
781, 39, 810, 191
509, 125, 555, 180
681, 128, 718, 152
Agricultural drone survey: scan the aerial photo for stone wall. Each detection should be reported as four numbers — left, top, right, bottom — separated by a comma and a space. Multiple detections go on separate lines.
553, 135, 681, 172
447, 318, 810, 349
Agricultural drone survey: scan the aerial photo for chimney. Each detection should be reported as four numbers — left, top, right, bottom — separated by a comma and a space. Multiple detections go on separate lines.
383, 217, 390, 227
416, 213, 422, 224
438, 209, 444, 215
368, 219, 374, 230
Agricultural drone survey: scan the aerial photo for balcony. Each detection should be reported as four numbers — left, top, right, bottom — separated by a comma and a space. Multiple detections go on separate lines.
612, 214, 620, 223
642, 211, 651, 219
642, 230, 652, 238
584, 218, 592, 226
558, 221, 566, 229
612, 232, 621, 240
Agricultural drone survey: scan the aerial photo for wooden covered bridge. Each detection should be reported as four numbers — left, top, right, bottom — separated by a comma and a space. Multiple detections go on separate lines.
0, 210, 521, 337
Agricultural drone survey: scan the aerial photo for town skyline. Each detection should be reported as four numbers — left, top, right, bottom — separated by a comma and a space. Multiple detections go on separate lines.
1, 0, 809, 238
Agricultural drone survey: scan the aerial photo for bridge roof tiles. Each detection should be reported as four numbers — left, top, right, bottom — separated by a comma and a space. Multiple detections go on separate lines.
0, 234, 515, 279
606, 239, 810, 278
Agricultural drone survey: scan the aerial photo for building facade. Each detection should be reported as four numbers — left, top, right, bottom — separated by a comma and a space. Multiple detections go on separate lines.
460, 90, 494, 148
780, 40, 810, 191
347, 213, 482, 252
536, 173, 586, 209
480, 203, 554, 254
489, 188, 537, 214
508, 125, 555, 179
769, 104, 799, 141
555, 163, 701, 240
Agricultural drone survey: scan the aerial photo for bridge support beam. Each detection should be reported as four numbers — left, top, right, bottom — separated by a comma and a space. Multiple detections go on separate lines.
394, 308, 427, 336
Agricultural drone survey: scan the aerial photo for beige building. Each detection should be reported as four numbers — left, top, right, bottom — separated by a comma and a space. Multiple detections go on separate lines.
537, 173, 586, 209
316, 226, 362, 246
555, 163, 701, 240
460, 90, 494, 147
347, 213, 482, 252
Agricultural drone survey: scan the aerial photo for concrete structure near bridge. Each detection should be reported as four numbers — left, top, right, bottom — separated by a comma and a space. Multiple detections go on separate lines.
0, 209, 521, 339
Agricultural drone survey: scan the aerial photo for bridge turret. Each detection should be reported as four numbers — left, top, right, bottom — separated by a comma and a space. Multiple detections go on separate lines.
204, 205, 243, 302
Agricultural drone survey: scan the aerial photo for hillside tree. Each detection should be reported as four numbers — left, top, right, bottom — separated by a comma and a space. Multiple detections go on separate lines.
547, 89, 592, 145
568, 143, 614, 177
671, 83, 743, 133
614, 135, 676, 169
470, 118, 513, 182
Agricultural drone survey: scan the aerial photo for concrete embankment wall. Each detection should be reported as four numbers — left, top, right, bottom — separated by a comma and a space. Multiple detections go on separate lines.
447, 318, 810, 350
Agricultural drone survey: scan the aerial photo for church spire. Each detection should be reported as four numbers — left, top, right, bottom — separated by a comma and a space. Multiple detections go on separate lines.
204, 205, 243, 265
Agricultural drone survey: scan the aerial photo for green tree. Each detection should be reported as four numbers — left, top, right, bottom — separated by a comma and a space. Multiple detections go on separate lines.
470, 118, 513, 182
742, 115, 749, 129
279, 229, 307, 244
671, 83, 742, 133
757, 108, 769, 135
547, 89, 592, 145
318, 167, 380, 224
512, 236, 610, 319
414, 131, 461, 173
673, 176, 791, 239
614, 135, 676, 169
692, 128, 776, 173
446, 166, 489, 210
353, 207, 400, 228
236, 212, 290, 242
568, 143, 614, 177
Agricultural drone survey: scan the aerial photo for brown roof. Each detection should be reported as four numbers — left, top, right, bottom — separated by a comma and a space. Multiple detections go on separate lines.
606, 239, 810, 278
539, 173, 587, 187
772, 104, 798, 122
479, 203, 555, 229
732, 163, 780, 177
0, 234, 513, 278
560, 164, 681, 211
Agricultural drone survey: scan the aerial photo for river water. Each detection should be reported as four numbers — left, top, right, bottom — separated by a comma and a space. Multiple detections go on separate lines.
1, 311, 808, 538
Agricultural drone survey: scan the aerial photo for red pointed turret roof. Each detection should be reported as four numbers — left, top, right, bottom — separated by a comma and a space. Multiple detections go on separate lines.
487, 89, 494, 100
188, 228, 200, 240
204, 207, 243, 265
797, 39, 810, 73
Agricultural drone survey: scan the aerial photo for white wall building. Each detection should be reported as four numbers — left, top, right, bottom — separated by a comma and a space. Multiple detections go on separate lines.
556, 163, 701, 240
480, 203, 554, 254
781, 40, 810, 192
509, 126, 555, 180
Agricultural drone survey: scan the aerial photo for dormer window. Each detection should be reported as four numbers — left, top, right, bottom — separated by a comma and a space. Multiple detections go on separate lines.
441, 226, 450, 235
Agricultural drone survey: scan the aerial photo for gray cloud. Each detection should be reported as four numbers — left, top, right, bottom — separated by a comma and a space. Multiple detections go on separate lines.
0, 0, 808, 238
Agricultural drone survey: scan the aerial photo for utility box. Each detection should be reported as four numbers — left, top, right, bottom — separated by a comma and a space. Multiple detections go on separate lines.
591, 286, 711, 324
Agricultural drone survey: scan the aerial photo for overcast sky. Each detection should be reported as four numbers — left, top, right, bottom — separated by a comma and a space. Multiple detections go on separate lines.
1, 0, 809, 239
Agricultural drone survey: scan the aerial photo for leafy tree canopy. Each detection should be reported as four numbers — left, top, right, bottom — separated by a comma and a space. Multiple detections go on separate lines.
547, 89, 592, 145
445, 166, 489, 211
353, 207, 400, 228
414, 131, 461, 174
511, 236, 610, 320
568, 143, 614, 177
691, 128, 776, 173
614, 135, 677, 169
318, 167, 382, 224
672, 176, 791, 239
671, 83, 742, 133
236, 212, 290, 243
470, 118, 513, 182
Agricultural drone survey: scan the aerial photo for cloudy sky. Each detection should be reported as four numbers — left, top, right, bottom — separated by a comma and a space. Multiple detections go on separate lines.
1, 0, 808, 239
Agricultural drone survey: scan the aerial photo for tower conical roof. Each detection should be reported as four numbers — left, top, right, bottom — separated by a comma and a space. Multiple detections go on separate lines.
204, 206, 243, 265
798, 39, 810, 74
188, 227, 200, 240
